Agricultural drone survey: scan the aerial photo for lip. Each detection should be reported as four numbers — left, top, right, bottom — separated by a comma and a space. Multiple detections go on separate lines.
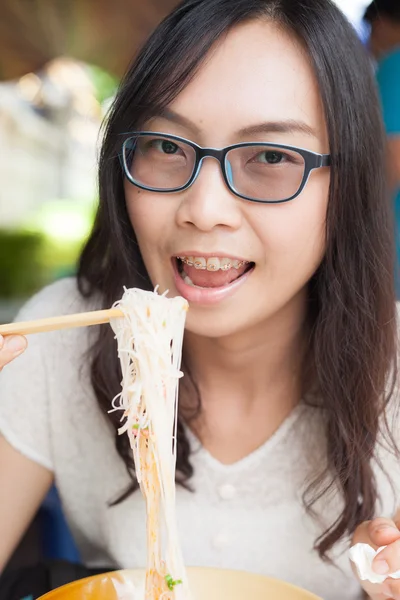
172, 257, 255, 305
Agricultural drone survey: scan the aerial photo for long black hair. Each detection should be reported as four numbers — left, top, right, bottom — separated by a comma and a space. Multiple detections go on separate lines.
77, 0, 397, 560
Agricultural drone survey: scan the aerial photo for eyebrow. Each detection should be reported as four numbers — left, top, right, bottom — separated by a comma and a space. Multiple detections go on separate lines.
153, 108, 317, 139
237, 120, 317, 138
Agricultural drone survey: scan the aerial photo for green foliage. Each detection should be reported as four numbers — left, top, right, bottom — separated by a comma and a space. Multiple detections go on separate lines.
37, 235, 84, 279
0, 230, 47, 299
86, 64, 119, 104
0, 229, 85, 300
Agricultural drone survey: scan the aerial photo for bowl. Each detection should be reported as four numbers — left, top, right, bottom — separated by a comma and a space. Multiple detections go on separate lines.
38, 566, 321, 599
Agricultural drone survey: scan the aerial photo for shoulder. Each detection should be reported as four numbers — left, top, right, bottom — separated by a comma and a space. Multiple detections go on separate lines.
15, 277, 101, 322
376, 48, 400, 121
378, 48, 400, 74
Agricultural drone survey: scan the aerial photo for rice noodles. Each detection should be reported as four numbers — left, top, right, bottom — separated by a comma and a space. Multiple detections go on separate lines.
109, 287, 191, 600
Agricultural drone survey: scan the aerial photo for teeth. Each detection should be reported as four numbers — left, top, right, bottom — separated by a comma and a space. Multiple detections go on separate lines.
178, 256, 248, 271
193, 257, 206, 270
206, 257, 220, 271
220, 258, 232, 271
183, 273, 195, 286
183, 273, 208, 289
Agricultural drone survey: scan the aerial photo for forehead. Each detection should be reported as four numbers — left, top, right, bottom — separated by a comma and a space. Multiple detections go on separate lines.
167, 19, 327, 147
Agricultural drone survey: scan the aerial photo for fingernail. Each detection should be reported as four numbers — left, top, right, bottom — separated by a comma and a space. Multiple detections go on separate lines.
377, 524, 397, 531
373, 559, 390, 574
0, 335, 3, 349
4, 336, 26, 354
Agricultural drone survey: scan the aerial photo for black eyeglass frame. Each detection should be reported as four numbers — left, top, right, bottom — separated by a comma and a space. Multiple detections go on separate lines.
121, 131, 331, 204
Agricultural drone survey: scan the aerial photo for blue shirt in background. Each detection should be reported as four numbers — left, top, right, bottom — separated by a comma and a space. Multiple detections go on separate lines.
375, 48, 400, 282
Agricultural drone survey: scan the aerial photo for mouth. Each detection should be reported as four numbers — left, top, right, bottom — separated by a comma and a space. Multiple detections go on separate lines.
175, 255, 255, 289
171, 254, 255, 305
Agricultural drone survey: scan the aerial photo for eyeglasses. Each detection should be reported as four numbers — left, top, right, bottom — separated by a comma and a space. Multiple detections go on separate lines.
121, 131, 331, 204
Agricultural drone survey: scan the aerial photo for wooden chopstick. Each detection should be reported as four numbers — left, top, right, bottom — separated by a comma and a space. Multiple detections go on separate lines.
0, 308, 124, 336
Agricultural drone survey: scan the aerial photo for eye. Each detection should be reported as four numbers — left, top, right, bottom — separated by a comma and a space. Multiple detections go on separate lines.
254, 150, 286, 164
151, 139, 181, 155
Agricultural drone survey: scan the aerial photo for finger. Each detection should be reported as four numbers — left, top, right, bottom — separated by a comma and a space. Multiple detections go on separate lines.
0, 335, 27, 368
384, 578, 400, 600
368, 519, 400, 549
352, 519, 400, 599
357, 578, 397, 600
353, 519, 400, 551
372, 539, 400, 578
355, 577, 395, 600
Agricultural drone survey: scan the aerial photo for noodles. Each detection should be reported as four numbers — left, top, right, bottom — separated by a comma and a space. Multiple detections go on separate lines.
109, 287, 191, 600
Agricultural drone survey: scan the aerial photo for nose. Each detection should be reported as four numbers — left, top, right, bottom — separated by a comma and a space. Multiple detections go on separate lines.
175, 156, 242, 232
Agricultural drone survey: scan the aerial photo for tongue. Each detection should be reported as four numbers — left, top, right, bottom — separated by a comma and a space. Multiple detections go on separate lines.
182, 262, 249, 288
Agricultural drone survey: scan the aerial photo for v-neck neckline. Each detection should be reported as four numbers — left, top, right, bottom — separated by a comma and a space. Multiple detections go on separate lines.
183, 402, 307, 473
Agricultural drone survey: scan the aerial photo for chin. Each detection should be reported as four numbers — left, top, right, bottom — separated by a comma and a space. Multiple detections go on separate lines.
183, 309, 252, 339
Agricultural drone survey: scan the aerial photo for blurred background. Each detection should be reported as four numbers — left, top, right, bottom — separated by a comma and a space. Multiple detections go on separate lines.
0, 0, 179, 324
0, 0, 379, 573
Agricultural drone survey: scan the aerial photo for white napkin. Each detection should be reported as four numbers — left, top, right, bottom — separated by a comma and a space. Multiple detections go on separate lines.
349, 543, 400, 584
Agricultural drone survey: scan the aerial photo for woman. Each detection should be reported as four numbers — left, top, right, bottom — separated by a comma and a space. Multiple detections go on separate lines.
0, 1, 399, 598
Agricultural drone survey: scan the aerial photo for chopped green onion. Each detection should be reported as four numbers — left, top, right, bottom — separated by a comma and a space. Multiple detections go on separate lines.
165, 574, 183, 591
165, 574, 173, 590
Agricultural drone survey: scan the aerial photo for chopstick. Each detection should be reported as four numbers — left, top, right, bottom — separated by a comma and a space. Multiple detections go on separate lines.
0, 308, 124, 336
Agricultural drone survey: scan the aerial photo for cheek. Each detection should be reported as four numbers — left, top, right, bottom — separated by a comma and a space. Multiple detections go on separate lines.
251, 173, 329, 274
125, 186, 172, 249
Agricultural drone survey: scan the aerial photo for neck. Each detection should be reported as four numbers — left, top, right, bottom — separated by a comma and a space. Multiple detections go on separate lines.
182, 292, 309, 420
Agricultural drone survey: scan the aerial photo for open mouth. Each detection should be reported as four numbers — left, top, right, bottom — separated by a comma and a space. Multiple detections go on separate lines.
174, 256, 255, 289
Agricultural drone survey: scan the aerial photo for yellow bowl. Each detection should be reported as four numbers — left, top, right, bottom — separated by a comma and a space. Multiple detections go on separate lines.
38, 567, 321, 599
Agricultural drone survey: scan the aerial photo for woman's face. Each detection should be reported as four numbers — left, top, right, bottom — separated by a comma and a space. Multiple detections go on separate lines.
124, 20, 330, 339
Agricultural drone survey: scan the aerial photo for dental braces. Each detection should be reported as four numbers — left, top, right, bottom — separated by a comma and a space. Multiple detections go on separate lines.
178, 256, 248, 271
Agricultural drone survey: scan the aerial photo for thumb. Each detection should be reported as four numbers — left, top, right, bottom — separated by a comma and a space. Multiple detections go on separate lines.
353, 518, 400, 551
